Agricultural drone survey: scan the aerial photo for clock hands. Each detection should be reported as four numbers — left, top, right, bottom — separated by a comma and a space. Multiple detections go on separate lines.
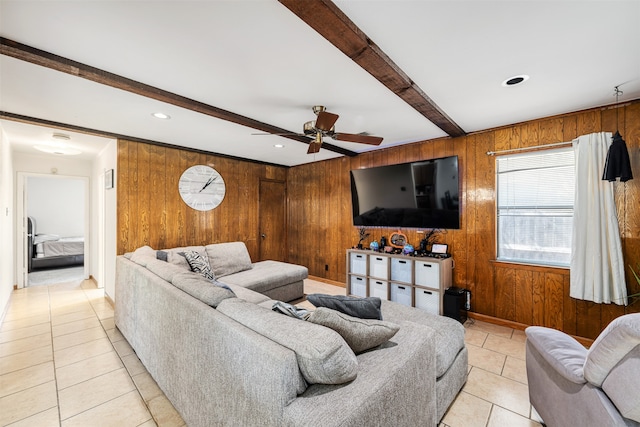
199, 175, 217, 192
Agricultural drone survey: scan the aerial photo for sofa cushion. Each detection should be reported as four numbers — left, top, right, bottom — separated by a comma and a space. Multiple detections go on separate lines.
145, 258, 188, 283
163, 246, 206, 270
217, 298, 357, 385
171, 271, 236, 308
181, 250, 216, 281
205, 242, 253, 277
129, 245, 157, 265
584, 313, 640, 387
601, 345, 640, 423
306, 307, 399, 353
380, 299, 465, 378
220, 260, 308, 294
224, 283, 272, 305
307, 294, 383, 320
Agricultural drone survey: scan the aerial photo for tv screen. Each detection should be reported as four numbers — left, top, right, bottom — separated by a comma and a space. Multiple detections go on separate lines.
350, 156, 460, 229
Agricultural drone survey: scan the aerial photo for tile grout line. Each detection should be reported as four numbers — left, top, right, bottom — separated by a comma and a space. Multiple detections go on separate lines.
49, 284, 64, 426
81, 282, 157, 426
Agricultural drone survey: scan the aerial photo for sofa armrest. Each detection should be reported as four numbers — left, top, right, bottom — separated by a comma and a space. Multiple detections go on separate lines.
525, 326, 587, 384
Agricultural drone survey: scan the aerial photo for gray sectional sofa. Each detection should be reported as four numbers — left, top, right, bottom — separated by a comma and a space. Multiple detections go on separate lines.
115, 242, 467, 427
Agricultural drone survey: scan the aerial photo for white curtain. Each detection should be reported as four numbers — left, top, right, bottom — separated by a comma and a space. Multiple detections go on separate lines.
570, 132, 627, 305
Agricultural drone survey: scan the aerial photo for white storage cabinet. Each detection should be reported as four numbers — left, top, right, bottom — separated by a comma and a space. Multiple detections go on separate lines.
346, 249, 453, 315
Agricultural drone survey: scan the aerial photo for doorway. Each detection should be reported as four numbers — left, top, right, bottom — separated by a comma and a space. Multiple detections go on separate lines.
258, 179, 287, 262
16, 173, 90, 288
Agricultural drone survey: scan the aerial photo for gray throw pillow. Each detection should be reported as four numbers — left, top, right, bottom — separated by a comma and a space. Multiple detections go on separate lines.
307, 307, 400, 353
217, 298, 357, 385
205, 242, 253, 277
180, 250, 216, 281
307, 294, 383, 320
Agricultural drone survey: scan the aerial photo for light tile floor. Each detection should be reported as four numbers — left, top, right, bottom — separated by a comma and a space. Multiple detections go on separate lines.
1, 278, 543, 427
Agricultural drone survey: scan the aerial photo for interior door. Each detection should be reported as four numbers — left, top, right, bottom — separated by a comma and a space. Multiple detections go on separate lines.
259, 179, 286, 262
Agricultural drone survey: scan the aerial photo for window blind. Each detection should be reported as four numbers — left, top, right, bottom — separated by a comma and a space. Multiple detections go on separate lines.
496, 148, 574, 266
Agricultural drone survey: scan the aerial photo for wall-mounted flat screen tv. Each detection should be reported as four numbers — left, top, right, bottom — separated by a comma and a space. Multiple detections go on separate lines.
350, 156, 460, 229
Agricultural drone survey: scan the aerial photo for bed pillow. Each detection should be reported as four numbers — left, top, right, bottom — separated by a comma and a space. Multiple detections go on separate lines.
307, 294, 383, 320
33, 234, 60, 244
180, 250, 216, 281
307, 307, 399, 353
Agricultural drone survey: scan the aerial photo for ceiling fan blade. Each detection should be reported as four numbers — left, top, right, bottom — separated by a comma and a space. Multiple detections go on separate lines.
251, 132, 301, 136
307, 132, 323, 154
307, 142, 322, 154
335, 133, 383, 145
315, 111, 339, 132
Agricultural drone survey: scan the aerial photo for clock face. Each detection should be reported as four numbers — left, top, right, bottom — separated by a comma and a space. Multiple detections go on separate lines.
178, 165, 226, 211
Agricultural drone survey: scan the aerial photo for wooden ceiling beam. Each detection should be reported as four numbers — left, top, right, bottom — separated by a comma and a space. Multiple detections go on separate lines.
278, 0, 466, 138
0, 37, 358, 158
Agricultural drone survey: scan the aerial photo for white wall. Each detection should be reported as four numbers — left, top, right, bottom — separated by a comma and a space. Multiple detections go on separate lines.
0, 128, 15, 322
92, 141, 117, 299
28, 176, 85, 236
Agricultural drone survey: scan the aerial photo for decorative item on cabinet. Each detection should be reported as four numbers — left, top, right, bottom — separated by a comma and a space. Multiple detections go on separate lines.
389, 231, 407, 248
370, 240, 379, 251
380, 236, 387, 248
356, 227, 370, 249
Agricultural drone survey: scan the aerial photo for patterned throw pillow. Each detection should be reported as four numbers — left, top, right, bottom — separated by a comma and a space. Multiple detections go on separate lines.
180, 251, 215, 281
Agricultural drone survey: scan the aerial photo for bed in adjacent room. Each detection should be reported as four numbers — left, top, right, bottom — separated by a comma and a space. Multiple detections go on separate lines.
27, 216, 84, 272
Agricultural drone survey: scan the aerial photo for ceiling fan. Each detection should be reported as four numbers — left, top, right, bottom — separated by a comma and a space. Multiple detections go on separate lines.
255, 106, 383, 154
304, 106, 383, 154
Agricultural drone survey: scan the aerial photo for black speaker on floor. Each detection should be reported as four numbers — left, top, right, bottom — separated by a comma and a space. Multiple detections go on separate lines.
444, 287, 469, 324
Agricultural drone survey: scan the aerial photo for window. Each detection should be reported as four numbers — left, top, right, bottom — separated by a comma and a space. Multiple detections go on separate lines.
496, 148, 574, 266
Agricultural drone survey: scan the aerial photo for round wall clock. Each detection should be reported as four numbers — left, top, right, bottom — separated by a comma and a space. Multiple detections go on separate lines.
178, 165, 226, 211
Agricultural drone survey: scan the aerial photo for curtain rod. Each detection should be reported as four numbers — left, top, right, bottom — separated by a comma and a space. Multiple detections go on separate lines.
486, 140, 573, 156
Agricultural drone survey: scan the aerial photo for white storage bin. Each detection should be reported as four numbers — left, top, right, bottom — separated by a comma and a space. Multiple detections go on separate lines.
349, 252, 367, 276
390, 257, 412, 283
390, 283, 412, 307
369, 255, 389, 279
369, 279, 388, 300
415, 261, 440, 288
415, 288, 440, 315
349, 275, 367, 297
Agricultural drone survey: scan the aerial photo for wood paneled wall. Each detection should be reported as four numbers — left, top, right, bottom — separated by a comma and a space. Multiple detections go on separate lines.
116, 140, 286, 261
287, 101, 640, 339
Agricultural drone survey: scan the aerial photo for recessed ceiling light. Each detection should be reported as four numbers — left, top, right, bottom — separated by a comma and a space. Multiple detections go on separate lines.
274, 144, 285, 148
152, 112, 171, 119
34, 145, 81, 155
501, 75, 529, 87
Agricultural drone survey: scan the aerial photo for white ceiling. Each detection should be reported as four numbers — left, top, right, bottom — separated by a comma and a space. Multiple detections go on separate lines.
1, 0, 639, 167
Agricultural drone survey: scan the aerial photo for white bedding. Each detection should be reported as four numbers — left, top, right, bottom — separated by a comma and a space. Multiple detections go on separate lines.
35, 237, 84, 258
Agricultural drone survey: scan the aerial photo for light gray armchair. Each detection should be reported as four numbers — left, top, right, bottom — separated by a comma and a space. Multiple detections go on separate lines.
525, 313, 640, 427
